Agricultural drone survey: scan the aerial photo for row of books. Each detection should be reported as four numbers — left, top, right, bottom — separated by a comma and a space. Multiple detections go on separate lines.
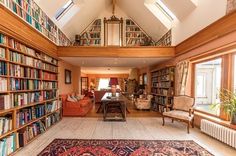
42, 82, 57, 90
152, 88, 174, 96
154, 96, 173, 105
46, 100, 60, 113
0, 78, 7, 92
152, 75, 174, 82
79, 39, 101, 46
152, 82, 173, 88
0, 34, 7, 45
45, 112, 60, 128
43, 90, 57, 100
126, 32, 145, 38
9, 64, 40, 78
126, 27, 141, 32
0, 116, 12, 135
41, 54, 57, 65
0, 92, 41, 110
0, 48, 6, 59
126, 19, 135, 25
126, 38, 144, 46
58, 30, 71, 46
152, 68, 175, 77
42, 63, 57, 73
42, 72, 57, 80
10, 79, 40, 91
0, 133, 16, 156
16, 105, 45, 127
10, 51, 42, 68
0, 62, 7, 75
18, 121, 46, 147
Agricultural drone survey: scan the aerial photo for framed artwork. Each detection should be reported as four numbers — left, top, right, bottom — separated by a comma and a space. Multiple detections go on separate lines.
65, 69, 72, 84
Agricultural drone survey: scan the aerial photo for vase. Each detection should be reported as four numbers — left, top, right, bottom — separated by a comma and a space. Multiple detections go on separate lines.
230, 113, 236, 124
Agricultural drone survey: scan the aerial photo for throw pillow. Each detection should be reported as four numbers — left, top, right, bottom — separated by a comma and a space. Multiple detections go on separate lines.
71, 95, 78, 102
67, 96, 75, 102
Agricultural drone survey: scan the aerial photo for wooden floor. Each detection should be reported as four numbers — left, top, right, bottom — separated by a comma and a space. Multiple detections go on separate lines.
15, 117, 236, 156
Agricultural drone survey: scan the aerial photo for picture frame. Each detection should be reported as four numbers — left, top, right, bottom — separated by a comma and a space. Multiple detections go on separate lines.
65, 69, 72, 84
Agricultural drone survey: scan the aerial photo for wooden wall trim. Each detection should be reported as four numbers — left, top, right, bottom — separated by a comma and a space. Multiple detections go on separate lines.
0, 5, 57, 57
176, 11, 236, 55
57, 46, 175, 58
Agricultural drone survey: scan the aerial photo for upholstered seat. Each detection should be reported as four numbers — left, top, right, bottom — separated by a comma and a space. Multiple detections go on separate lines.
135, 95, 153, 110
162, 96, 195, 133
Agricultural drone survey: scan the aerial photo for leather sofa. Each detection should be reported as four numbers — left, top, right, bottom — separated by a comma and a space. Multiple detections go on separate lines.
60, 94, 93, 117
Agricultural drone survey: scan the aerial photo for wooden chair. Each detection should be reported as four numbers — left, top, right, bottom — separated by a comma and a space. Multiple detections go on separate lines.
162, 96, 195, 133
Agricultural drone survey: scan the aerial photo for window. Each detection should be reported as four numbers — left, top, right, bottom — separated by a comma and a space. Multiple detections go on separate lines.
194, 58, 222, 116
55, 0, 74, 20
233, 55, 236, 92
155, 0, 175, 21
98, 78, 110, 90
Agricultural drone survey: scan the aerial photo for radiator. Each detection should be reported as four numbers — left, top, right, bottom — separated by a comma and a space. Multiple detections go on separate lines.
201, 119, 236, 148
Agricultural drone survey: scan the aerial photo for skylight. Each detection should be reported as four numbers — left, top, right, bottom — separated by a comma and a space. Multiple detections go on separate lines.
55, 0, 74, 20
155, 0, 176, 21
144, 0, 177, 29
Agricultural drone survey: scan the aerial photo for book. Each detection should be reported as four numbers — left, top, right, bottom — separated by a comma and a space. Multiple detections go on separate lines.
0, 134, 16, 155
42, 72, 57, 80
45, 112, 60, 128
10, 78, 41, 91
42, 81, 57, 90
0, 34, 7, 45
0, 115, 12, 135
0, 61, 7, 75
10, 92, 41, 107
0, 48, 6, 59
0, 95, 12, 110
46, 100, 60, 113
43, 90, 57, 100
9, 64, 40, 78
0, 78, 7, 92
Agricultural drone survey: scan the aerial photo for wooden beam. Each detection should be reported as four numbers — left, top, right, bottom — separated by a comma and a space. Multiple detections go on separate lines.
57, 46, 175, 58
0, 4, 57, 57
176, 11, 236, 55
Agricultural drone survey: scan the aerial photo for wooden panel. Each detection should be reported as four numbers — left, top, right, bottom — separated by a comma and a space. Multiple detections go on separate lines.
176, 11, 236, 55
57, 46, 175, 58
0, 5, 57, 57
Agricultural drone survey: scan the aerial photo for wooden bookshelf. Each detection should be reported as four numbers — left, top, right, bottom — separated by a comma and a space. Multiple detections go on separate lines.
0, 0, 71, 46
0, 32, 62, 155
75, 19, 102, 46
125, 19, 154, 46
151, 66, 175, 112
156, 30, 172, 46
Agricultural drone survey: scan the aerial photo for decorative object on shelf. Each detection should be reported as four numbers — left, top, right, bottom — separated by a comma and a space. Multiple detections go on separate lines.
155, 30, 172, 46
175, 60, 189, 95
151, 66, 175, 112
125, 19, 154, 46
109, 77, 119, 97
211, 89, 236, 124
65, 69, 72, 84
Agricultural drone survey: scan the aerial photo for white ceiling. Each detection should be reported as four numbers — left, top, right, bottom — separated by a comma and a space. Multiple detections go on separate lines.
60, 57, 170, 74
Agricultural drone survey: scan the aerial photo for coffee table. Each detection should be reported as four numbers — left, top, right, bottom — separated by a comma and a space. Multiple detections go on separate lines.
101, 92, 127, 121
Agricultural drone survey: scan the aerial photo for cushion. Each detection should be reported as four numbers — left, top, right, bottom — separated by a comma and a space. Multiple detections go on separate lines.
71, 95, 78, 102
173, 96, 194, 111
79, 100, 89, 107
163, 110, 194, 121
76, 94, 85, 100
67, 96, 76, 102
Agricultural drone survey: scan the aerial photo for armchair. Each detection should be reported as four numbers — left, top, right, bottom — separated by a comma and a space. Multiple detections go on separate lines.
162, 96, 195, 133
135, 95, 153, 110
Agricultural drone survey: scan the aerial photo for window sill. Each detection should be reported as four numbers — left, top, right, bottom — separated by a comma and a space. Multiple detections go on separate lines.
194, 110, 236, 130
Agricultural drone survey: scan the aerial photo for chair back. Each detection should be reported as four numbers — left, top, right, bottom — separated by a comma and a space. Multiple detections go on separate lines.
173, 96, 194, 111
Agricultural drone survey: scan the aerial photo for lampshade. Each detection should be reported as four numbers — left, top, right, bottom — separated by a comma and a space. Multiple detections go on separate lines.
109, 77, 119, 86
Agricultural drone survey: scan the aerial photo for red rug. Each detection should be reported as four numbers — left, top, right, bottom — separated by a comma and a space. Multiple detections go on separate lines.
38, 139, 213, 156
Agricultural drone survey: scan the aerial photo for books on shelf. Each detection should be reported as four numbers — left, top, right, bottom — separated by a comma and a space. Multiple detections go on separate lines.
10, 92, 41, 107
0, 34, 7, 45
45, 112, 60, 128
42, 81, 57, 90
42, 63, 57, 72
0, 116, 12, 135
0, 48, 6, 59
0, 62, 7, 75
43, 90, 57, 100
10, 78, 41, 91
9, 64, 41, 78
42, 72, 57, 80
0, 133, 17, 155
0, 78, 7, 92
41, 54, 57, 65
46, 100, 60, 113
0, 95, 11, 110
17, 121, 46, 147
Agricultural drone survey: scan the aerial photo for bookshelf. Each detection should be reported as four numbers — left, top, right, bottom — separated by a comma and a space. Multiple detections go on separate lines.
76, 19, 102, 46
0, 0, 71, 46
155, 30, 172, 46
0, 32, 62, 155
151, 66, 175, 112
125, 19, 154, 46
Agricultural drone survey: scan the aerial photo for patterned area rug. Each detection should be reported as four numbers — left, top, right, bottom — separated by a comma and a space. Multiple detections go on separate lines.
38, 139, 213, 156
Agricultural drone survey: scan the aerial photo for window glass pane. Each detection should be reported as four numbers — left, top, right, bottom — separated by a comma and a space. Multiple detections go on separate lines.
194, 58, 222, 116
234, 55, 236, 92
98, 78, 110, 90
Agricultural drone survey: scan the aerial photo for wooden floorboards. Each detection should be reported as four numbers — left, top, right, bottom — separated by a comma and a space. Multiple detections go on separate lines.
14, 117, 236, 156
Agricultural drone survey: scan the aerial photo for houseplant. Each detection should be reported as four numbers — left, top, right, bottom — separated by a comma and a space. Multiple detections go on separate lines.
212, 89, 236, 124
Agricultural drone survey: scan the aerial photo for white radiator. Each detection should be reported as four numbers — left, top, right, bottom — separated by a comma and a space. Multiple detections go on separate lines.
201, 119, 236, 148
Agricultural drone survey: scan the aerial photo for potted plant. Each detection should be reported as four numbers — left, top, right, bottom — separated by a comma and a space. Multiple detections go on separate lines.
212, 89, 236, 124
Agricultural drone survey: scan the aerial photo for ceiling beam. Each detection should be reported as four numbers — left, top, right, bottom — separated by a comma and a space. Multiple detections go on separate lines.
57, 46, 175, 58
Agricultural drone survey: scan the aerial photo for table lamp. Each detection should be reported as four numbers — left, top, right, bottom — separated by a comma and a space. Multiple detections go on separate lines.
109, 77, 119, 97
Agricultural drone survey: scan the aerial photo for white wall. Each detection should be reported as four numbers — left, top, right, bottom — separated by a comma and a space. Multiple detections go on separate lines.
172, 0, 227, 45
